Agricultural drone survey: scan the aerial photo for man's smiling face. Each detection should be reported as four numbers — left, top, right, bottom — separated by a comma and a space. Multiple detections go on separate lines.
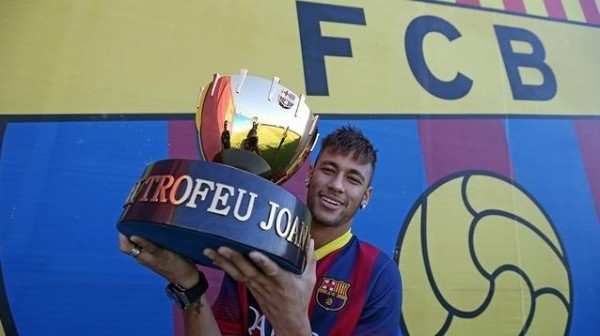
307, 147, 373, 230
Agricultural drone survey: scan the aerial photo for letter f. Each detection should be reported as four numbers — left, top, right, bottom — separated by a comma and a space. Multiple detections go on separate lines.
296, 1, 366, 95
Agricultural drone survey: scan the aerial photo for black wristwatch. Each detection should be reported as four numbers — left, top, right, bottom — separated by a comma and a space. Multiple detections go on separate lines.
165, 271, 209, 310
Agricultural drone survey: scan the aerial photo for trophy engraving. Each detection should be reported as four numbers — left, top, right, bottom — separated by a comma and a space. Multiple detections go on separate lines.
117, 70, 319, 274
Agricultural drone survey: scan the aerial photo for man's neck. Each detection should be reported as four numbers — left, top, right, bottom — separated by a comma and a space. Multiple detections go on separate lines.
310, 223, 352, 250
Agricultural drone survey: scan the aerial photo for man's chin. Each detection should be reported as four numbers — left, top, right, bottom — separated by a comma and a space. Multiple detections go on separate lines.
311, 212, 340, 227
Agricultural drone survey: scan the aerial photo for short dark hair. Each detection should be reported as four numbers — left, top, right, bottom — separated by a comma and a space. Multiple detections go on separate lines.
317, 125, 378, 172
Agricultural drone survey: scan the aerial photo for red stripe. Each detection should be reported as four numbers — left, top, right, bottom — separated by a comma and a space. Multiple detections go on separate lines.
544, 0, 567, 18
168, 120, 201, 159
503, 0, 526, 13
456, 0, 481, 5
282, 160, 310, 203
169, 120, 199, 336
237, 282, 250, 333
580, 0, 600, 24
309, 248, 342, 316
199, 77, 233, 162
328, 243, 379, 335
169, 120, 224, 335
173, 309, 184, 336
573, 119, 600, 222
418, 119, 513, 184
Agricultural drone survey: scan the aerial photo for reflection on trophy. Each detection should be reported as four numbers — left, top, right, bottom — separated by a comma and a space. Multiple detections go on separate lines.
117, 70, 319, 274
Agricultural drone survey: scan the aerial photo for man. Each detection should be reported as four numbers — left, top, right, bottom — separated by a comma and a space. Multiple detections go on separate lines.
221, 120, 231, 149
277, 126, 288, 150
119, 125, 402, 335
244, 121, 260, 155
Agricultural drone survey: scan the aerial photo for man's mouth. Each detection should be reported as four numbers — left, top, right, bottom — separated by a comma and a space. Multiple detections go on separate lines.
320, 194, 343, 207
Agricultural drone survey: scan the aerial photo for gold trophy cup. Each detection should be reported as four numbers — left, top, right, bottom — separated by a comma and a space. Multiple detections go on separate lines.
118, 70, 319, 274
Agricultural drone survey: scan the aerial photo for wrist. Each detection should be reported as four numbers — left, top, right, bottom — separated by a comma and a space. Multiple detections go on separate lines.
177, 269, 200, 289
273, 317, 311, 336
166, 270, 209, 310
172, 260, 200, 289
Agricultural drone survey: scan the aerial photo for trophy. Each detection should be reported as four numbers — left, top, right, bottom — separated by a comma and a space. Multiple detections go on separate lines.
117, 70, 319, 274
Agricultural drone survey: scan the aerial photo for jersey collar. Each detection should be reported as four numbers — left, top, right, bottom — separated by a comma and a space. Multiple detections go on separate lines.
315, 230, 353, 260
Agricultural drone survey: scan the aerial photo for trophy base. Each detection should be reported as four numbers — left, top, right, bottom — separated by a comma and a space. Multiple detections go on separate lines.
117, 159, 311, 274
118, 221, 303, 273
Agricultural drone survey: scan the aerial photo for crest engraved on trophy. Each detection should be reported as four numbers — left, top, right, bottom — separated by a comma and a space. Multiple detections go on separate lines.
117, 69, 319, 274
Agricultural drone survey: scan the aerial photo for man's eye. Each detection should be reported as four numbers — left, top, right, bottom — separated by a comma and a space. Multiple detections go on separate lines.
321, 167, 334, 174
348, 176, 362, 185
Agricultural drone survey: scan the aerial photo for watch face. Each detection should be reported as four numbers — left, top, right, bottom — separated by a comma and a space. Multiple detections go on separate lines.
166, 285, 184, 308
165, 274, 207, 310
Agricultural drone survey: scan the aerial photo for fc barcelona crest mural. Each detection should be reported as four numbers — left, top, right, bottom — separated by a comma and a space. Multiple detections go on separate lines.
0, 0, 598, 335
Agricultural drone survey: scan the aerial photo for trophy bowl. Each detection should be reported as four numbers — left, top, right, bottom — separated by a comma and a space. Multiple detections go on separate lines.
197, 70, 319, 185
117, 70, 319, 274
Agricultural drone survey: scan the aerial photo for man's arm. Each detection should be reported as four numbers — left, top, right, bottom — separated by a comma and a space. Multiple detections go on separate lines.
118, 234, 221, 336
183, 295, 221, 336
119, 234, 317, 336
355, 257, 403, 336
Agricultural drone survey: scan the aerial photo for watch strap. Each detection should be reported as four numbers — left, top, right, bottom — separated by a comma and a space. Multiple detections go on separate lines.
166, 271, 209, 309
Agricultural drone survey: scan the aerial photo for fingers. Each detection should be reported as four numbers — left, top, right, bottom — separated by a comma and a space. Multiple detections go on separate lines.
118, 233, 133, 254
303, 239, 317, 276
118, 234, 144, 258
119, 234, 198, 284
248, 239, 315, 279
205, 247, 260, 283
205, 241, 313, 282
118, 235, 157, 260
130, 236, 160, 254
118, 235, 166, 269
249, 251, 279, 277
204, 247, 282, 290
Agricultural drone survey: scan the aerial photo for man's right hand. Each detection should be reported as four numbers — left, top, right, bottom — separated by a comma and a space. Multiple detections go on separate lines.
118, 234, 199, 288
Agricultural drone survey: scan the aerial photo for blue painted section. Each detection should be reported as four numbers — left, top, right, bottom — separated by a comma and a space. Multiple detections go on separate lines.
0, 117, 598, 335
507, 119, 600, 335
0, 121, 173, 335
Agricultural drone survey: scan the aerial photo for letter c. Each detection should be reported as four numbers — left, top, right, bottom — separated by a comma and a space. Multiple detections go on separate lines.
405, 15, 473, 100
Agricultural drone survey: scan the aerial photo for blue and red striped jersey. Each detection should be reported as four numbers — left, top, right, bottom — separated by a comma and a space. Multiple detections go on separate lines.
212, 232, 402, 335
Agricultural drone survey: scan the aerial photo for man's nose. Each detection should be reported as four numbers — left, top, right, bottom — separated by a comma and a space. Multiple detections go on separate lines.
326, 173, 344, 192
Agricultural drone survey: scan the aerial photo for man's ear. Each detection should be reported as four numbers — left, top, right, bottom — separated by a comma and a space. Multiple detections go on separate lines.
305, 165, 314, 188
361, 186, 373, 208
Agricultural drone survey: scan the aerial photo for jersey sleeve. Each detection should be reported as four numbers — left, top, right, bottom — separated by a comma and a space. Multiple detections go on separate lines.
354, 256, 403, 336
212, 274, 244, 335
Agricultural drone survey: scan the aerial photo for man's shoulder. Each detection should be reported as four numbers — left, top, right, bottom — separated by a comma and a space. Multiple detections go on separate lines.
354, 238, 393, 260
352, 238, 399, 276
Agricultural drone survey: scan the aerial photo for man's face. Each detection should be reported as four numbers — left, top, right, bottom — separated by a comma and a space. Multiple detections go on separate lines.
307, 148, 373, 229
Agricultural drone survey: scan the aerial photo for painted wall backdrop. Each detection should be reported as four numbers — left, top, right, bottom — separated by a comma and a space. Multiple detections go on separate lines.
1, 1, 599, 335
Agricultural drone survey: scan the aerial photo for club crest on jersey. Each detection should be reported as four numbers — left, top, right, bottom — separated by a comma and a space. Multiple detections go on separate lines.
315, 277, 350, 311
278, 89, 297, 109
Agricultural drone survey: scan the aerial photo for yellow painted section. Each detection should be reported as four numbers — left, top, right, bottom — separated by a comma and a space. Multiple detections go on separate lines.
563, 2, 587, 22
479, 0, 506, 10
0, 0, 599, 116
523, 0, 548, 17
398, 174, 571, 335
0, 0, 306, 115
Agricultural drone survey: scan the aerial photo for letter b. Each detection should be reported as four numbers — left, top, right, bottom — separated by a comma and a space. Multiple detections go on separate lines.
494, 25, 557, 101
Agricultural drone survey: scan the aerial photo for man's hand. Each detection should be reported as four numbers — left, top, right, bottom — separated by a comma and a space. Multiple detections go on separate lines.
118, 234, 199, 288
204, 239, 317, 336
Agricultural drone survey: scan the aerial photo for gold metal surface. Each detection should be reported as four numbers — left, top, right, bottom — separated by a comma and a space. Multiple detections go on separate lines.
196, 70, 319, 184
